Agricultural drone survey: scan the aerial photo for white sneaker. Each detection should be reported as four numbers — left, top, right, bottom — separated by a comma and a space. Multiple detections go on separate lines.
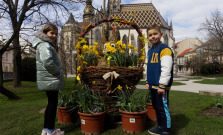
41, 130, 47, 135
47, 129, 64, 135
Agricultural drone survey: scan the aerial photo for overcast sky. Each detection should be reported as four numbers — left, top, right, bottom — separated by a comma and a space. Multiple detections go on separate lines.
90, 0, 223, 42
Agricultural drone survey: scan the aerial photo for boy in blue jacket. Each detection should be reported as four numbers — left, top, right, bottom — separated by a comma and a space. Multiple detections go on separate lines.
146, 24, 173, 135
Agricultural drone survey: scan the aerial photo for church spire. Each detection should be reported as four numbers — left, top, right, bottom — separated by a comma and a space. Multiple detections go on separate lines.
65, 13, 76, 24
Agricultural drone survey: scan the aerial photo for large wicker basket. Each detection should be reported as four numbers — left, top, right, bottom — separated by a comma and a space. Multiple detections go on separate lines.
80, 66, 143, 91
76, 17, 146, 112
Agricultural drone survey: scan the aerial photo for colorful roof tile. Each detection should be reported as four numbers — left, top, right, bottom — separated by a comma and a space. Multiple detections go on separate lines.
110, 3, 170, 29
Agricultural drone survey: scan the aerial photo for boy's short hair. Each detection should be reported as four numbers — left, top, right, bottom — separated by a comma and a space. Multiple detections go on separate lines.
146, 24, 161, 34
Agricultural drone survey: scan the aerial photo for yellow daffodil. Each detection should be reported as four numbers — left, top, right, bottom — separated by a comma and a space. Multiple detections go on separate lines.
77, 66, 81, 72
128, 44, 134, 49
117, 85, 122, 90
122, 44, 126, 49
82, 45, 89, 53
116, 41, 122, 46
83, 61, 87, 64
134, 48, 137, 52
76, 75, 81, 82
94, 42, 99, 46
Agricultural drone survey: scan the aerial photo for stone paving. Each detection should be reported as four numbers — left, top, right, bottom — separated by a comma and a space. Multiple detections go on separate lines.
136, 79, 223, 96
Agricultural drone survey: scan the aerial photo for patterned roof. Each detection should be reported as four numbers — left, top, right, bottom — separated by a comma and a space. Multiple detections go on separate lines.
109, 3, 170, 29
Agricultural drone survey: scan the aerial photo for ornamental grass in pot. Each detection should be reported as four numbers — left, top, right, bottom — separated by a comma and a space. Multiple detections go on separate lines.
74, 83, 107, 135
113, 85, 148, 134
57, 88, 77, 125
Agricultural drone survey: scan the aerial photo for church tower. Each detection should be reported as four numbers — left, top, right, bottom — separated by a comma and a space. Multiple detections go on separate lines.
108, 0, 121, 13
83, 0, 94, 22
60, 14, 81, 75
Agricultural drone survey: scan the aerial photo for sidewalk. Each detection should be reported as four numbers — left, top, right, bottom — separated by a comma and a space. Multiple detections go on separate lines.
136, 79, 223, 94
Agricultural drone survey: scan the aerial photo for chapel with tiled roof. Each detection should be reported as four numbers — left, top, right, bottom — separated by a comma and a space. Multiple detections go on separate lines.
60, 0, 175, 75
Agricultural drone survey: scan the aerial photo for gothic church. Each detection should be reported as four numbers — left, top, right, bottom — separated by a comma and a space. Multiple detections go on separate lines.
59, 0, 175, 75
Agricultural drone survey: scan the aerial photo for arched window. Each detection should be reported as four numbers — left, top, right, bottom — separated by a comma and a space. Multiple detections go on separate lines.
122, 35, 128, 45
66, 37, 70, 50
95, 29, 101, 43
164, 34, 168, 46
131, 34, 136, 48
113, 5, 117, 12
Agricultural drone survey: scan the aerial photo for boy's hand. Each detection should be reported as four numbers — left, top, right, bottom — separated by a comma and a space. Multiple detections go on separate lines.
157, 88, 165, 95
146, 84, 149, 89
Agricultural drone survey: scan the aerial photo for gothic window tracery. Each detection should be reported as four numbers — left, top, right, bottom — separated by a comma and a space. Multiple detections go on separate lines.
122, 35, 128, 45
164, 34, 169, 46
66, 37, 70, 50
131, 34, 136, 48
95, 29, 101, 43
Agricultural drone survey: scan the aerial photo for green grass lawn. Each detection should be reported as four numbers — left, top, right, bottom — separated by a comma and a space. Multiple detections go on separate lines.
137, 81, 186, 86
194, 78, 223, 85
0, 79, 223, 135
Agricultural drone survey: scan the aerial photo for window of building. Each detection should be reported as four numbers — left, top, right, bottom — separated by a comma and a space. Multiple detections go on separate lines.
164, 34, 168, 46
6, 53, 8, 61
122, 35, 128, 45
95, 29, 101, 43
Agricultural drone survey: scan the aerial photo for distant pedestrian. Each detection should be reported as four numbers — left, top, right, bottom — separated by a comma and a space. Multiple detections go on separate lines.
32, 23, 64, 135
145, 24, 173, 135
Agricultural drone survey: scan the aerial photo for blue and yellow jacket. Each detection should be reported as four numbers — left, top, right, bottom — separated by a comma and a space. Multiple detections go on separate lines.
146, 43, 173, 90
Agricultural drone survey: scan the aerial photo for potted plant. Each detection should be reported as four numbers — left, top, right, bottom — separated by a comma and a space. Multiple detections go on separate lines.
74, 83, 107, 135
146, 91, 157, 122
113, 85, 148, 134
57, 88, 77, 125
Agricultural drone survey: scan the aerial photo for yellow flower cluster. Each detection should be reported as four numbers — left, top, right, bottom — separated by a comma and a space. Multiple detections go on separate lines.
75, 38, 100, 58
128, 44, 134, 49
139, 46, 146, 60
115, 41, 126, 53
75, 37, 87, 52
106, 42, 116, 53
139, 34, 149, 45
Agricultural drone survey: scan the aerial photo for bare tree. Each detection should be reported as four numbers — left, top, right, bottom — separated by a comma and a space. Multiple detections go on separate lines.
0, 0, 85, 99
199, 9, 223, 63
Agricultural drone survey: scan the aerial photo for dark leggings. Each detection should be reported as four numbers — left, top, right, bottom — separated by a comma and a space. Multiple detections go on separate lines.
44, 91, 58, 129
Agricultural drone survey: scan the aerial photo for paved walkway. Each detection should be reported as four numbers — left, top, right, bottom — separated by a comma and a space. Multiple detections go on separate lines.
136, 79, 223, 94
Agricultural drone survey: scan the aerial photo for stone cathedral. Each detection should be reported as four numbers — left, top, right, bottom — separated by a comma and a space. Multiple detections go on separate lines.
59, 0, 175, 75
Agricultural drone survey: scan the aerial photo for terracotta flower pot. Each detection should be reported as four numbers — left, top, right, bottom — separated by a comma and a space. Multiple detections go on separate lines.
119, 109, 147, 134
146, 103, 157, 122
78, 111, 106, 135
57, 107, 73, 124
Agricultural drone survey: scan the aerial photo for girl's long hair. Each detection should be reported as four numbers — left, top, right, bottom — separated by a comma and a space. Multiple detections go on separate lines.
41, 23, 59, 52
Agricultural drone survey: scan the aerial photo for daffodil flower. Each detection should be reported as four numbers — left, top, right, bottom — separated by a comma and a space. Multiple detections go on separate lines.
117, 85, 122, 90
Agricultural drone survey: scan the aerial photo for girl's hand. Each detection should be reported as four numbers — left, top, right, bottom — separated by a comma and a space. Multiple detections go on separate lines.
146, 84, 149, 89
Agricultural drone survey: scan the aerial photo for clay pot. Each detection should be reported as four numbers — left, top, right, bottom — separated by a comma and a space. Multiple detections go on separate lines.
57, 107, 73, 124
78, 111, 106, 135
119, 109, 147, 134
146, 103, 157, 122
